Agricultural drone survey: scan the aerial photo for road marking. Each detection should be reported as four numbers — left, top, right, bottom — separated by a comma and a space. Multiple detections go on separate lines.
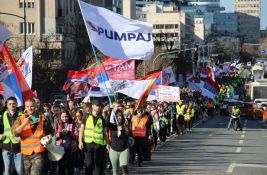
242, 131, 246, 134
192, 120, 202, 128
245, 120, 248, 123
226, 163, 267, 173
208, 134, 213, 137
243, 127, 246, 130
239, 140, 244, 144
264, 136, 267, 138
235, 147, 242, 152
241, 135, 245, 138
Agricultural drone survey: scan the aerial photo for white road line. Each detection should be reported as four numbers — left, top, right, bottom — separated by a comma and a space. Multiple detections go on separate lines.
239, 140, 244, 144
226, 163, 236, 173
243, 127, 246, 130
241, 135, 245, 138
235, 147, 242, 152
208, 134, 212, 137
226, 163, 267, 173
242, 131, 246, 134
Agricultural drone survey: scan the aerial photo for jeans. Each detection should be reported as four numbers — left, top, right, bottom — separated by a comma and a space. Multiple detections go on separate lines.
2, 150, 23, 175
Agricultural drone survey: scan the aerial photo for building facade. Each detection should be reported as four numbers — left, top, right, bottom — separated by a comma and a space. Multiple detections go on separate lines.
234, 0, 261, 43
213, 13, 238, 34
137, 2, 194, 50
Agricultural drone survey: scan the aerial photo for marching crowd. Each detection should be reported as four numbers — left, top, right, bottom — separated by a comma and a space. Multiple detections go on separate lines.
0, 91, 218, 175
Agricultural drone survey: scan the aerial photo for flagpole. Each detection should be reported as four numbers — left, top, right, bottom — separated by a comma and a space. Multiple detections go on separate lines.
78, 0, 119, 125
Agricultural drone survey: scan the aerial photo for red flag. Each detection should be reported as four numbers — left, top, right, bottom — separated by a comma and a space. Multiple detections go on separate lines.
1, 44, 35, 102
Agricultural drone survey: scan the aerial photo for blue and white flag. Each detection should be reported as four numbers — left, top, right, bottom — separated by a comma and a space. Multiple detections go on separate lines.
78, 1, 154, 60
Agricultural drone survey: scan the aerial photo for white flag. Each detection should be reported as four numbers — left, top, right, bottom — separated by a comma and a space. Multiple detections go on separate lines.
20, 46, 33, 88
79, 1, 154, 60
0, 24, 12, 51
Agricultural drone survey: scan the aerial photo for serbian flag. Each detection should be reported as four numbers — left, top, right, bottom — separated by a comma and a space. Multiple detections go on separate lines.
200, 67, 209, 78
66, 63, 109, 87
0, 44, 35, 106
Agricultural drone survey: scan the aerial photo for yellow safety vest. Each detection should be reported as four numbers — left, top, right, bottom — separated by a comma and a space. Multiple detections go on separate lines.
176, 104, 186, 116
84, 115, 106, 146
3, 111, 19, 144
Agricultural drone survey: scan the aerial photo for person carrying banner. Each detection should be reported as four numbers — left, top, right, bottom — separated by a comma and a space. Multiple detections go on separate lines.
78, 99, 107, 175
11, 98, 53, 175
176, 100, 186, 136
0, 97, 23, 175
131, 107, 148, 167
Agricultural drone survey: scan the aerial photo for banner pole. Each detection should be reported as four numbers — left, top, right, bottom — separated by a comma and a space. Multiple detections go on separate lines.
78, 0, 118, 125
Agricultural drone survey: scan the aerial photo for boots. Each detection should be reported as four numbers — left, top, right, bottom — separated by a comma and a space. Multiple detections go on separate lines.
121, 165, 128, 175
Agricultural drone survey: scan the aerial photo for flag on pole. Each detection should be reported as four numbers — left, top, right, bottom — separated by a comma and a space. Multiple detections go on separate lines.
0, 24, 12, 51
78, 1, 154, 60
18, 46, 33, 88
135, 79, 157, 110
0, 44, 35, 106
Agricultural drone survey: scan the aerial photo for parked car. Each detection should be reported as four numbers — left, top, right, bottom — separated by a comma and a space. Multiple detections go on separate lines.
239, 101, 266, 119
239, 102, 254, 119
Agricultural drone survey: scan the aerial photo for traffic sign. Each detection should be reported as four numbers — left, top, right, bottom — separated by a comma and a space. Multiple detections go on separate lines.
261, 49, 267, 54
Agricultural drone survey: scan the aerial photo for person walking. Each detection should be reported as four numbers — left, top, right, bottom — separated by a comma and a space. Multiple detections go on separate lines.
0, 97, 23, 175
55, 109, 78, 175
131, 108, 148, 167
11, 99, 53, 175
176, 100, 186, 136
107, 109, 130, 175
78, 99, 107, 175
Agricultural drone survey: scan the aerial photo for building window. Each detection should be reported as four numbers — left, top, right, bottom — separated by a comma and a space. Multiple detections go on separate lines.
19, 2, 34, 8
58, 0, 63, 16
142, 14, 146, 18
20, 22, 35, 34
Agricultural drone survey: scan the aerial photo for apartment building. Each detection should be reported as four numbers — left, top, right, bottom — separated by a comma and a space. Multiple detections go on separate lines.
234, 0, 261, 43
0, 0, 112, 67
137, 2, 194, 50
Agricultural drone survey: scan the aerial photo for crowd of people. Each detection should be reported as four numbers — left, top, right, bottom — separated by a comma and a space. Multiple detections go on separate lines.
0, 91, 218, 175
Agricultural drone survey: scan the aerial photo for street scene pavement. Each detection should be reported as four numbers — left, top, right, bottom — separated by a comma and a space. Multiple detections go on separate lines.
131, 115, 267, 175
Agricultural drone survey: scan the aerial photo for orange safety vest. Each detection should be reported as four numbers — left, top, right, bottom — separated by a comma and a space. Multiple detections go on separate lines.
263, 110, 267, 120
131, 115, 148, 138
20, 114, 45, 155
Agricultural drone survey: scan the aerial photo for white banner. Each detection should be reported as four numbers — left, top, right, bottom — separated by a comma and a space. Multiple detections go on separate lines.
79, 1, 154, 60
114, 80, 152, 99
157, 86, 180, 102
162, 66, 176, 84
0, 24, 12, 51
20, 46, 33, 88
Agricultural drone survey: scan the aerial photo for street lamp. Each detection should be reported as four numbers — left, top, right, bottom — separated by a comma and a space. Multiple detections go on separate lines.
152, 47, 197, 71
0, 0, 27, 50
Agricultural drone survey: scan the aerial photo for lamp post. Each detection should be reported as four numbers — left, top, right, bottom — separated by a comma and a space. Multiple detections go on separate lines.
0, 0, 27, 50
152, 47, 197, 71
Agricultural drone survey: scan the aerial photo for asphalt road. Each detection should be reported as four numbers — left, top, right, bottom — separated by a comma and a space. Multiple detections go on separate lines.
130, 114, 267, 175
